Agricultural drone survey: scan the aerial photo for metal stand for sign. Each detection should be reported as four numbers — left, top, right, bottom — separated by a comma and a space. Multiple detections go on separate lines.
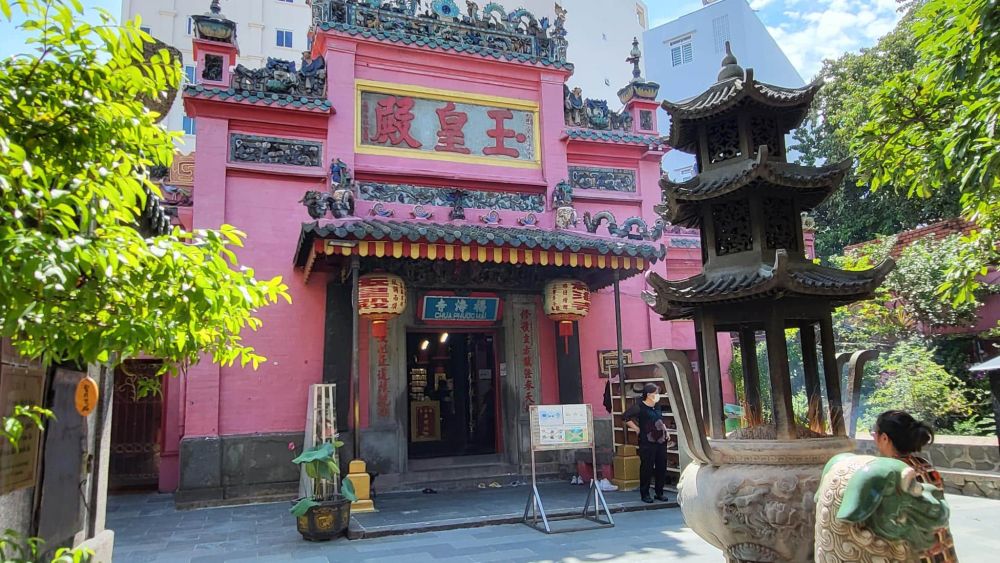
523, 405, 614, 534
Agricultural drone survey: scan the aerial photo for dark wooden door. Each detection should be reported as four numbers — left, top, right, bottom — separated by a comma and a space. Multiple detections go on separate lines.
109, 360, 162, 491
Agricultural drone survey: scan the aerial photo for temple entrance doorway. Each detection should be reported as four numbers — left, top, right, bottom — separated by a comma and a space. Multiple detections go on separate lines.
406, 330, 501, 459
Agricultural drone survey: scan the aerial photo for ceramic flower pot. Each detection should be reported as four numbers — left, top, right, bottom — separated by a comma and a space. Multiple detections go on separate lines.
294, 496, 351, 541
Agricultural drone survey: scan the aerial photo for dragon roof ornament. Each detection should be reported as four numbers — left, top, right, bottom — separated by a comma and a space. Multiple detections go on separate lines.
311, 0, 570, 68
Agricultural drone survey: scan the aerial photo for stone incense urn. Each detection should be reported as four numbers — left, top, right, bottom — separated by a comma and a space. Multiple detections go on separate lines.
644, 350, 854, 563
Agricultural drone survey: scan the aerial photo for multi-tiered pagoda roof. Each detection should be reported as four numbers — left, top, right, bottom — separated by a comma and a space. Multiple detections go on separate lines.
646, 43, 893, 321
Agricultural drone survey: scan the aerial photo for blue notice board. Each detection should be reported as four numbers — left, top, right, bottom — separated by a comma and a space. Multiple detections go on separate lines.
420, 295, 501, 323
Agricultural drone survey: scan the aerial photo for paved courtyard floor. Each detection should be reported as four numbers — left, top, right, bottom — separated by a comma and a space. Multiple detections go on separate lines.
109, 490, 1000, 562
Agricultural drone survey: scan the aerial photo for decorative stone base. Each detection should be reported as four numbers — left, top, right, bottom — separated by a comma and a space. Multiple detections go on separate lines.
176, 433, 302, 507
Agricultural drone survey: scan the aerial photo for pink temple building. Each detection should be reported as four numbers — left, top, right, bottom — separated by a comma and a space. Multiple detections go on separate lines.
138, 0, 758, 503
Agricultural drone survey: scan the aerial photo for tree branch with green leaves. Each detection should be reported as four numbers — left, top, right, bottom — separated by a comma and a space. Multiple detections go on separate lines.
0, 0, 290, 396
852, 0, 999, 307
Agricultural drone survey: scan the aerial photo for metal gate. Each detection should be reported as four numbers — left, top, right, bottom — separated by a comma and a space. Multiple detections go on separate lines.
109, 360, 163, 491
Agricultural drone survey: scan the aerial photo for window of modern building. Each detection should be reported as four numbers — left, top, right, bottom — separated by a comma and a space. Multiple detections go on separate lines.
670, 35, 694, 66
636, 5, 647, 29
140, 25, 151, 34
712, 15, 730, 54
182, 115, 196, 136
675, 165, 696, 181
184, 65, 196, 85
276, 29, 294, 48
669, 35, 693, 67
278, 0, 293, 2
186, 16, 193, 36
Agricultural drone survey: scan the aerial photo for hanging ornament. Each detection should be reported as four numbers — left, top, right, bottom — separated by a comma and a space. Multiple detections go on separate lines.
358, 273, 407, 340
543, 279, 591, 353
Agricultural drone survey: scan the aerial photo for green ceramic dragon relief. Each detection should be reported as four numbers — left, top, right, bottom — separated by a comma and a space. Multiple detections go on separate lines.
814, 454, 950, 562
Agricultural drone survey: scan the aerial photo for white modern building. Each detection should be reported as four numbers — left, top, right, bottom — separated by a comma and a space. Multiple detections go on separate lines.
123, 0, 649, 154
643, 0, 804, 181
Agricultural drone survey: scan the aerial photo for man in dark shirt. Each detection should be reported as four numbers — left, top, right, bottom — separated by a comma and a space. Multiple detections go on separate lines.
624, 383, 669, 503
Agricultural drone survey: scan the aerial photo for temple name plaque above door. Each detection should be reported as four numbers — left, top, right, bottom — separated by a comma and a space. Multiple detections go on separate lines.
356, 80, 540, 169
418, 294, 502, 324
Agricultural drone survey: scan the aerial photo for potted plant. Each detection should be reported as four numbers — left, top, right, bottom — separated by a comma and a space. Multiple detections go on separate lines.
290, 440, 357, 541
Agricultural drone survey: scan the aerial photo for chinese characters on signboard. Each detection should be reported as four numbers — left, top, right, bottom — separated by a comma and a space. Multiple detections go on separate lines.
520, 308, 535, 411
420, 295, 501, 323
598, 349, 633, 378
359, 87, 537, 165
376, 338, 390, 419
410, 401, 441, 442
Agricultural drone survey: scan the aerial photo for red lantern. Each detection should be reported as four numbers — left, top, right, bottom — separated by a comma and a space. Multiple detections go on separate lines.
543, 279, 591, 352
358, 273, 407, 339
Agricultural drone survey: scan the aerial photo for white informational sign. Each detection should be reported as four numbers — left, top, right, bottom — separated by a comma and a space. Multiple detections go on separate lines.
528, 404, 594, 451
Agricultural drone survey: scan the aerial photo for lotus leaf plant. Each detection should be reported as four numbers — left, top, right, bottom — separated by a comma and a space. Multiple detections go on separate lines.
290, 440, 357, 517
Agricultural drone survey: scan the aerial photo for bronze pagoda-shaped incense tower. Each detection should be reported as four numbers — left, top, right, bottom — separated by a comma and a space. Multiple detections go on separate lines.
641, 43, 894, 563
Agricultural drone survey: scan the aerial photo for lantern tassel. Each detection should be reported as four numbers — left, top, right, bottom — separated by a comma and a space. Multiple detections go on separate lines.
559, 321, 573, 354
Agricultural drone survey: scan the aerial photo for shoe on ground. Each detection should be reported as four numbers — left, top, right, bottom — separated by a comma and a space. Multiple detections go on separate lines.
654, 494, 669, 501
477, 482, 486, 489
488, 481, 501, 488
641, 496, 654, 504
569, 476, 578, 485
598, 478, 618, 492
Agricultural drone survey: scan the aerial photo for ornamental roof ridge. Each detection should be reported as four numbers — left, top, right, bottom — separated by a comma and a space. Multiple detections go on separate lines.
657, 148, 850, 227
644, 250, 896, 319
565, 128, 666, 148
313, 0, 573, 70
182, 84, 333, 112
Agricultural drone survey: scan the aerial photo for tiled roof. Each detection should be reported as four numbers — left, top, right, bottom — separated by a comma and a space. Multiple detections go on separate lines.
295, 218, 666, 267
662, 69, 820, 153
320, 22, 574, 71
645, 250, 894, 319
660, 147, 850, 227
183, 85, 333, 112
565, 128, 666, 148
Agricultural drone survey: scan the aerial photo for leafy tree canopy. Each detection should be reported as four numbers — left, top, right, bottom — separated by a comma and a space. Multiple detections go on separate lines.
853, 0, 999, 305
832, 234, 987, 348
857, 339, 977, 430
0, 0, 290, 389
793, 3, 962, 258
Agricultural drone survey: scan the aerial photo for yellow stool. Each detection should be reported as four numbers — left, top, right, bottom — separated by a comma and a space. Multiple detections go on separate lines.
345, 459, 376, 513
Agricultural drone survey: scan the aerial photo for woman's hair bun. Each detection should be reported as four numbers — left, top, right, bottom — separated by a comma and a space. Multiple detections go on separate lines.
876, 410, 934, 454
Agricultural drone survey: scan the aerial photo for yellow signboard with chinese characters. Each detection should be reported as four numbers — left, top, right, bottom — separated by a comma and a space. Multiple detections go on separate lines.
355, 79, 541, 169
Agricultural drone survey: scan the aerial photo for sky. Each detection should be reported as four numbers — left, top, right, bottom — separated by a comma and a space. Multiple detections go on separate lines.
0, 0, 121, 59
645, 0, 906, 79
0, 0, 904, 80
